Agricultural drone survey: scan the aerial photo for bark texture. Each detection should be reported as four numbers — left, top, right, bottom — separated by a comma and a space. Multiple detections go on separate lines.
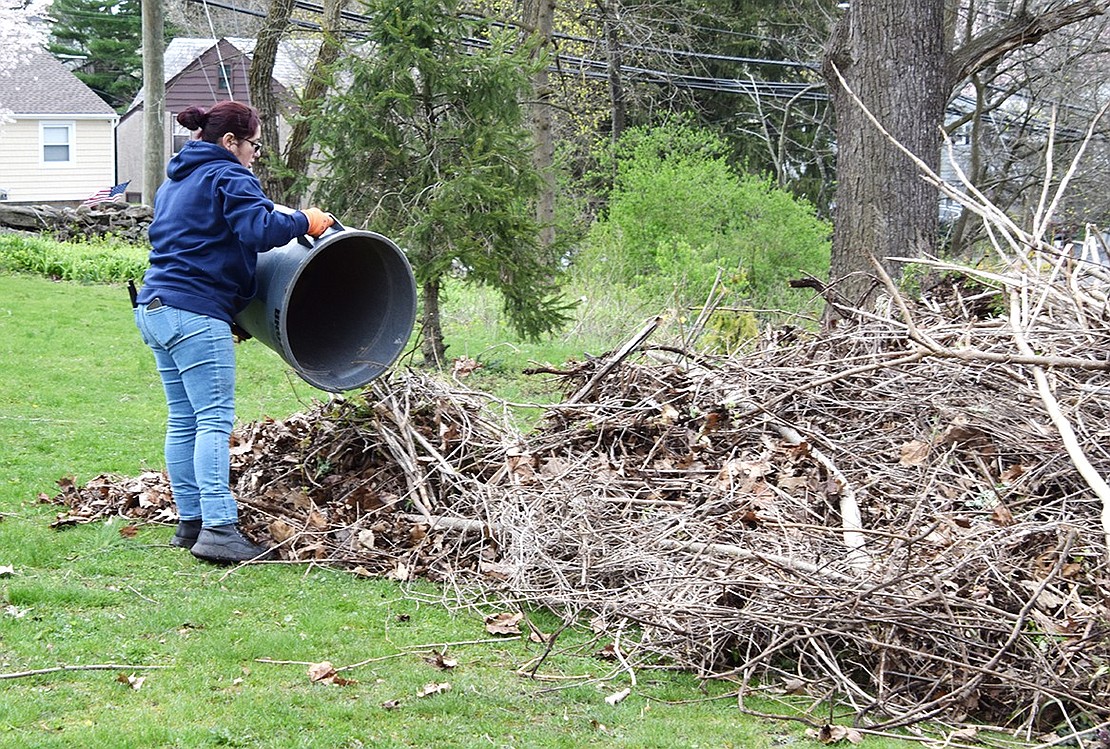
821, 0, 1109, 309
822, 0, 948, 307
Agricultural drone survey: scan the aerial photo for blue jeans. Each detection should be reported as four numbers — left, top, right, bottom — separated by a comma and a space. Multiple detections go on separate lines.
134, 302, 238, 528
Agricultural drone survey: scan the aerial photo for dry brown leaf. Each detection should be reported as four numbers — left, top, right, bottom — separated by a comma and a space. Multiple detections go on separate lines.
307, 509, 329, 530
269, 519, 296, 543
507, 452, 537, 485
899, 440, 930, 466
991, 503, 1015, 527
484, 611, 523, 635
478, 560, 514, 581
306, 661, 356, 686
307, 662, 337, 683
425, 653, 458, 670
595, 643, 617, 661
807, 725, 863, 745
416, 681, 451, 697
658, 403, 680, 425
116, 673, 145, 690
451, 356, 481, 378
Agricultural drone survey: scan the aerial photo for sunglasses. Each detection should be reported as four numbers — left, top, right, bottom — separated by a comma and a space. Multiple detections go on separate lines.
242, 137, 263, 155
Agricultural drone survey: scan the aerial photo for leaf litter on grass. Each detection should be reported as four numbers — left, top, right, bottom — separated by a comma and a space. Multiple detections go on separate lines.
42, 247, 1110, 742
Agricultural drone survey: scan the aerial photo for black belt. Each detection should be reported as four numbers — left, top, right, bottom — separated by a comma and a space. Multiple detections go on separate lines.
146, 297, 163, 310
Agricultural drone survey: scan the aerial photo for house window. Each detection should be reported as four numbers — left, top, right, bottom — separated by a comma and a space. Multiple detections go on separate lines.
42, 122, 75, 164
172, 120, 191, 154
218, 63, 232, 91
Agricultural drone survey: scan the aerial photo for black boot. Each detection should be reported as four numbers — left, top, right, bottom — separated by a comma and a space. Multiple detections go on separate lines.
190, 524, 275, 564
170, 519, 202, 549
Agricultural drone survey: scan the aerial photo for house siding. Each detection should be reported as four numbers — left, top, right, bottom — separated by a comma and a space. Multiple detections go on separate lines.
115, 110, 173, 203
165, 44, 255, 112
118, 39, 295, 199
0, 117, 117, 203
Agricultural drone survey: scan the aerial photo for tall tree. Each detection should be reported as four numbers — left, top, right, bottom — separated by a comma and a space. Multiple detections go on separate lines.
522, 0, 558, 251
47, 0, 146, 111
822, 0, 1109, 307
274, 0, 347, 206
311, 0, 571, 365
247, 0, 296, 200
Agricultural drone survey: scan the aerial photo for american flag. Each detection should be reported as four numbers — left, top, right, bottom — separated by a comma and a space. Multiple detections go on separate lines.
82, 180, 130, 206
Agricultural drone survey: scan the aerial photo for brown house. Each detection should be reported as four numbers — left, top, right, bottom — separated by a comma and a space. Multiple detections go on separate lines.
116, 37, 315, 202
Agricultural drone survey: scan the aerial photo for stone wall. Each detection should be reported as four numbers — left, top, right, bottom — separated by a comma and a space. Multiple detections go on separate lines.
0, 202, 153, 244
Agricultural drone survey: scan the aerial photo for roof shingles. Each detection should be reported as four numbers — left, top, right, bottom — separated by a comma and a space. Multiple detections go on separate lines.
0, 47, 116, 116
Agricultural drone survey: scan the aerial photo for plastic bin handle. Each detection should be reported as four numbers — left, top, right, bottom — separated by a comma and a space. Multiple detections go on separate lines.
297, 214, 345, 248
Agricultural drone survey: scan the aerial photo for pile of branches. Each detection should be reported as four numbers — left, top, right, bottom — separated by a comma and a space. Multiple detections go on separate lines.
50, 243, 1110, 740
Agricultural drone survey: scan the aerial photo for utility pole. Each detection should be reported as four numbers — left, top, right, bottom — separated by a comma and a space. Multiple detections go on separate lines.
141, 0, 165, 205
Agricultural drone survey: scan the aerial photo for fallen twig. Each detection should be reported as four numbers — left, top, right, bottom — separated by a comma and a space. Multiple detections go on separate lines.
0, 663, 169, 680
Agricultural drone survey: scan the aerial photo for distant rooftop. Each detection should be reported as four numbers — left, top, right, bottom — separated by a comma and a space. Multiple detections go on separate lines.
126, 36, 318, 112
0, 46, 117, 116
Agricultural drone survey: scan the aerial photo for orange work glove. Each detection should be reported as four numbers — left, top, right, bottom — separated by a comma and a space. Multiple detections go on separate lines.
302, 207, 335, 238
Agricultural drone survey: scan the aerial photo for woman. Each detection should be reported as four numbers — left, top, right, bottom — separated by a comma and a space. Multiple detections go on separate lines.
134, 101, 333, 564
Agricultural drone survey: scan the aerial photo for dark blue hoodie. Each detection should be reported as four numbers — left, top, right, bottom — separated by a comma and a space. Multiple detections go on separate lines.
138, 140, 310, 324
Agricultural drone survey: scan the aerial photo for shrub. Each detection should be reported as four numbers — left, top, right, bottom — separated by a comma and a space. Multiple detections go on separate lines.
0, 234, 148, 284
575, 121, 831, 315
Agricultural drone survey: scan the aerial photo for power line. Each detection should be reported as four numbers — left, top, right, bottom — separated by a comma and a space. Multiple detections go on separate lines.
185, 0, 826, 100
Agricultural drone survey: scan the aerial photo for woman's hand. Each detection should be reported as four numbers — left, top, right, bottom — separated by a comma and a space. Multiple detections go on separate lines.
302, 208, 335, 238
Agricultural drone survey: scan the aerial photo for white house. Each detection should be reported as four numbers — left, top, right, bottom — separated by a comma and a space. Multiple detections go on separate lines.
0, 46, 119, 205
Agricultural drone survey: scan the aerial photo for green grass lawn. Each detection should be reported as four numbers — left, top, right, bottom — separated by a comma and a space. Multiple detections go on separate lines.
0, 272, 912, 748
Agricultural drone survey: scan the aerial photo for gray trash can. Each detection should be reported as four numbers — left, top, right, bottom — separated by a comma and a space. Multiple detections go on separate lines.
235, 227, 417, 392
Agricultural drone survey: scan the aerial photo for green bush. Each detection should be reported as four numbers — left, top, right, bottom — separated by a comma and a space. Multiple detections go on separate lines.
0, 233, 148, 283
575, 121, 831, 314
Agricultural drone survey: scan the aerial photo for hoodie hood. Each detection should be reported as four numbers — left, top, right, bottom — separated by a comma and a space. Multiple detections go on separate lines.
166, 139, 243, 181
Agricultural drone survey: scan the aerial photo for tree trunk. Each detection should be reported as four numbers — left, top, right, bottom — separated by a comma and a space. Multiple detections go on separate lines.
420, 276, 446, 367
523, 0, 556, 251
249, 0, 294, 202
280, 0, 346, 207
821, 0, 1109, 311
600, 1, 626, 142
822, 0, 948, 309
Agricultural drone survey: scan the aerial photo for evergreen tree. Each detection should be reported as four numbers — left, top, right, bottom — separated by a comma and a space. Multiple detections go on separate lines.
311, 0, 572, 365
47, 0, 144, 111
